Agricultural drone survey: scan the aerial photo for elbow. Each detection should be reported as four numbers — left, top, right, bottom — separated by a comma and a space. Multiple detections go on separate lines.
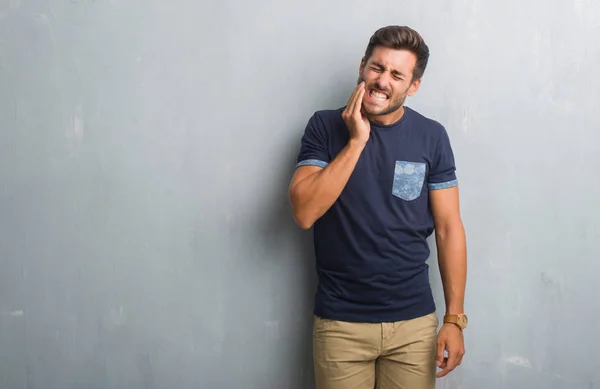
290, 199, 317, 229
289, 189, 317, 230
297, 220, 314, 230
292, 210, 315, 230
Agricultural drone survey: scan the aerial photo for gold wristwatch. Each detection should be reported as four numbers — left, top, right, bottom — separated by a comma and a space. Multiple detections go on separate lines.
443, 313, 468, 330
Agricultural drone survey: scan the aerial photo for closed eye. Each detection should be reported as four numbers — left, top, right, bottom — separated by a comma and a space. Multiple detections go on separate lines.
369, 63, 405, 80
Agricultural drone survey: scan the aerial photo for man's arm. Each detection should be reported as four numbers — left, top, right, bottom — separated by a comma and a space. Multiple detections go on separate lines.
430, 185, 467, 378
289, 82, 370, 229
431, 186, 467, 315
289, 140, 365, 229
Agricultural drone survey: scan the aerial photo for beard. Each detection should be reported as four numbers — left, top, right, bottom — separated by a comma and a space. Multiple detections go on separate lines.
357, 74, 409, 117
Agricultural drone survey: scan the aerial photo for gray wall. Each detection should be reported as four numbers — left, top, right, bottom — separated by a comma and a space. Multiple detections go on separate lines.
1, 0, 599, 388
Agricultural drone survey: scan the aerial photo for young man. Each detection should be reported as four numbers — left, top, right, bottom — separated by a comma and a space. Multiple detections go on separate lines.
288, 26, 467, 389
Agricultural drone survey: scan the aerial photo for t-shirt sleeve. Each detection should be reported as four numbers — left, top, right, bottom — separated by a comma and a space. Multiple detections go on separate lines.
427, 127, 458, 190
295, 113, 330, 169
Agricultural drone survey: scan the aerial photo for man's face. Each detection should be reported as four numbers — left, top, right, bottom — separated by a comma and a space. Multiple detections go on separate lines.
358, 46, 421, 119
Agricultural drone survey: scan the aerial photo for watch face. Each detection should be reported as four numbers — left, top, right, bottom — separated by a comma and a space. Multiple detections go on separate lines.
458, 314, 468, 328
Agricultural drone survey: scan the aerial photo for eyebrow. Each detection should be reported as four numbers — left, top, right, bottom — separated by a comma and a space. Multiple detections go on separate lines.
371, 61, 406, 78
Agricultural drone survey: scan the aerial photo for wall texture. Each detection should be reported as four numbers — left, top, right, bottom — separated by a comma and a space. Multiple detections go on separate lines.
1, 0, 599, 388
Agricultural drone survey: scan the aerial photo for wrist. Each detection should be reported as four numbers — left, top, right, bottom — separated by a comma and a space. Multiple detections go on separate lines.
443, 312, 468, 330
445, 305, 464, 316
348, 138, 368, 149
442, 323, 463, 333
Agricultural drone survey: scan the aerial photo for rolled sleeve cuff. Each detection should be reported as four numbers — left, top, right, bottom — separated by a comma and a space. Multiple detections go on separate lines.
296, 159, 329, 169
428, 179, 458, 190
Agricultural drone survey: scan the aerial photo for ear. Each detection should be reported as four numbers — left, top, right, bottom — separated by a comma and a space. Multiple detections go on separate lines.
359, 56, 366, 73
407, 78, 422, 96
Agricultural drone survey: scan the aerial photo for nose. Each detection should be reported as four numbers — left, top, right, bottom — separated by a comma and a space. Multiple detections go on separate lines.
375, 72, 391, 90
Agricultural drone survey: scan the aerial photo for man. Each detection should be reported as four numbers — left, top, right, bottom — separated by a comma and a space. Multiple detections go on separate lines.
288, 25, 467, 389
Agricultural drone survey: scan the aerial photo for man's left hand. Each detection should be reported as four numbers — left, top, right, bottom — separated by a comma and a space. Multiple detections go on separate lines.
435, 323, 465, 378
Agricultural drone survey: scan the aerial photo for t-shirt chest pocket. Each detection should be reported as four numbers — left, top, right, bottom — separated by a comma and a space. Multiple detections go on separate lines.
392, 161, 427, 201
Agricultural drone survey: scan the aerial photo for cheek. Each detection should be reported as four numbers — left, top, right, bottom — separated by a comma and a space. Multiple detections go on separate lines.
361, 70, 379, 83
395, 82, 412, 95
388, 82, 405, 96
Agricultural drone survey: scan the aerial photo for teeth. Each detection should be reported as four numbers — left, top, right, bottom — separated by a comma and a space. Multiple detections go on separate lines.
370, 91, 387, 100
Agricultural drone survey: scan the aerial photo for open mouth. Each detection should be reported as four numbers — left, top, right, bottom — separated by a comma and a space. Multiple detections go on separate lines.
368, 89, 389, 102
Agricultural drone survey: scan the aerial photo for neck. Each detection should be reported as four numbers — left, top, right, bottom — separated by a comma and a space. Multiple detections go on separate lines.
368, 106, 405, 126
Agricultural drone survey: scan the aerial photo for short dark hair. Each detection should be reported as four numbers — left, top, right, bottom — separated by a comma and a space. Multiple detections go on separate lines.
363, 25, 430, 82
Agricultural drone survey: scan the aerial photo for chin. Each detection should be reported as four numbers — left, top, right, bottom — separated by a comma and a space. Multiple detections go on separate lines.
363, 105, 388, 116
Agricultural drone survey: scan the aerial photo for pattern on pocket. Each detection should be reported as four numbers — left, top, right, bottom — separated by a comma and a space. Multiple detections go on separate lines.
392, 161, 426, 201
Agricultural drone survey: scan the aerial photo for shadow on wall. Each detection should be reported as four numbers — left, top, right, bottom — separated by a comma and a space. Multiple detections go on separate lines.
250, 78, 360, 386
254, 130, 318, 388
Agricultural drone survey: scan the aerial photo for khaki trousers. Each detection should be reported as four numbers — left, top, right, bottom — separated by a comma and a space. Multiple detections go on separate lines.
312, 312, 439, 389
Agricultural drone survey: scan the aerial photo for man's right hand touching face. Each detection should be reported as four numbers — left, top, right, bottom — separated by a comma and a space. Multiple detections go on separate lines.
342, 82, 371, 145
289, 83, 372, 229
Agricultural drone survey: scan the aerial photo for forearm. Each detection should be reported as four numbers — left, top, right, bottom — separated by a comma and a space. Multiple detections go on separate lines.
290, 140, 366, 228
436, 222, 467, 314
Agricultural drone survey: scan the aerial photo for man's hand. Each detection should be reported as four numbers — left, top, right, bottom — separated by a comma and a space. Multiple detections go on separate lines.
435, 323, 465, 378
342, 82, 370, 145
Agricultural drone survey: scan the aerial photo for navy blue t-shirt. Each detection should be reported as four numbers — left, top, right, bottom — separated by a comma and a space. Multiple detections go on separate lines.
295, 106, 458, 323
